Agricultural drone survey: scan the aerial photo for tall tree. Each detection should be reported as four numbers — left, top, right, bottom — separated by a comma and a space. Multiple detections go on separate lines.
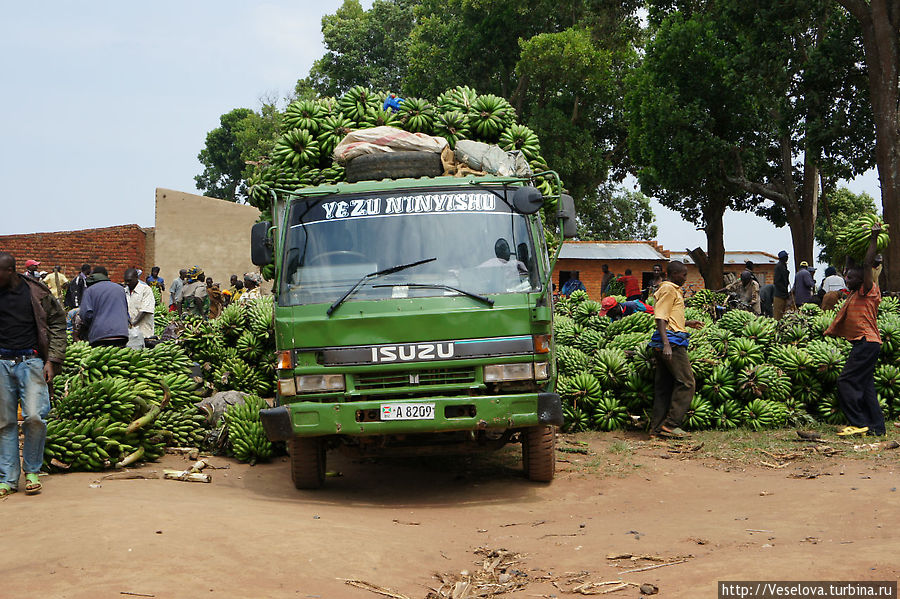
722, 1, 873, 269
308, 0, 415, 96
195, 108, 254, 201
195, 105, 282, 202
626, 12, 756, 288
577, 187, 658, 241
834, 0, 900, 289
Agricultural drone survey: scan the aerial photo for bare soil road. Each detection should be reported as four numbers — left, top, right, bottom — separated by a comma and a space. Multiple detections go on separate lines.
4, 430, 899, 598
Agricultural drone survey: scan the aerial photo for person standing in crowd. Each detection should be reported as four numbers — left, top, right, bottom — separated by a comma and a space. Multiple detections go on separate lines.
223, 274, 239, 306
825, 225, 885, 437
759, 283, 775, 317
560, 272, 586, 296
206, 277, 224, 318
78, 267, 129, 347
722, 270, 761, 314
0, 252, 67, 496
743, 260, 760, 283
145, 266, 165, 293
793, 261, 815, 306
646, 264, 664, 299
601, 264, 615, 295
618, 269, 642, 301
65, 263, 91, 310
820, 266, 848, 311
648, 261, 703, 439
169, 269, 187, 312
124, 268, 155, 344
180, 267, 210, 317
773, 250, 790, 319
239, 272, 262, 304
44, 266, 68, 303
23, 260, 41, 280
599, 296, 653, 322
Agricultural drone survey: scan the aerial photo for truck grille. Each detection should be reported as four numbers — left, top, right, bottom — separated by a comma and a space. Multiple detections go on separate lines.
354, 367, 476, 391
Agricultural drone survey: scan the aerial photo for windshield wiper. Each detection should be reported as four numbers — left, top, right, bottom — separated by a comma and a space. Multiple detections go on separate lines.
372, 283, 494, 307
326, 257, 437, 317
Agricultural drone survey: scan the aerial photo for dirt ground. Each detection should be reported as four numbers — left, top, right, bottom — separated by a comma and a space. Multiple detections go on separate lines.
4, 429, 899, 599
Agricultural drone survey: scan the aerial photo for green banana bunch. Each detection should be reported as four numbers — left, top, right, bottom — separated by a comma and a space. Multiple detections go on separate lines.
741, 399, 778, 431
360, 106, 401, 128
833, 213, 890, 261
712, 399, 742, 429
589, 348, 631, 389
398, 97, 436, 134
684, 396, 714, 430
573, 328, 605, 356
726, 337, 764, 370
338, 85, 382, 124
467, 94, 508, 141
284, 99, 323, 134
699, 364, 737, 405
553, 315, 579, 346
561, 372, 602, 412
686, 289, 726, 309
605, 332, 651, 353
556, 345, 590, 376
718, 310, 754, 336
606, 312, 655, 337
562, 405, 591, 433
436, 85, 479, 114
225, 395, 277, 464
156, 407, 209, 448
433, 110, 469, 148
272, 128, 320, 170
499, 124, 541, 161
590, 396, 629, 431
317, 114, 355, 158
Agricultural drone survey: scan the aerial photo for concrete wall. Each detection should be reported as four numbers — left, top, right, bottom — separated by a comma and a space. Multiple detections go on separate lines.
154, 188, 260, 292
0, 225, 150, 283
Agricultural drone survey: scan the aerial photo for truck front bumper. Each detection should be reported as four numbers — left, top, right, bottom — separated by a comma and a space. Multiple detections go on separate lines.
260, 392, 563, 441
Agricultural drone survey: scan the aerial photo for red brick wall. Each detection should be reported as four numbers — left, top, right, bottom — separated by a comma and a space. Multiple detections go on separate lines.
0, 225, 151, 283
554, 258, 669, 299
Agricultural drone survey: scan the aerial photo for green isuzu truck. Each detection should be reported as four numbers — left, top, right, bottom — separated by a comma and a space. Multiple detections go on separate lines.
252, 162, 576, 488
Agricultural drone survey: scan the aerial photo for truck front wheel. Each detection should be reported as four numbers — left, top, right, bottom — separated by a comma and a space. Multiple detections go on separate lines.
290, 437, 326, 489
522, 425, 556, 482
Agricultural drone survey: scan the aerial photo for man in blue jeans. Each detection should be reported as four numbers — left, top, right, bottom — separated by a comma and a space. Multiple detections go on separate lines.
0, 252, 67, 496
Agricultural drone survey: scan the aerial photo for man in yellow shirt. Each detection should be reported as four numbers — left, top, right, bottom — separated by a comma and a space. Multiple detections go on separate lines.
649, 261, 704, 439
43, 266, 69, 303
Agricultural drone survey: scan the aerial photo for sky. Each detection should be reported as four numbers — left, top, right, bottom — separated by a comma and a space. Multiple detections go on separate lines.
1, 2, 882, 273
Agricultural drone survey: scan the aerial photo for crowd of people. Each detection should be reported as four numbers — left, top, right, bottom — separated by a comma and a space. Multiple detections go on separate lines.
0, 253, 270, 496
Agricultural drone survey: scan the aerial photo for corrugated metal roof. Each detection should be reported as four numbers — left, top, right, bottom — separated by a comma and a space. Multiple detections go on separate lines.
673, 251, 779, 265
559, 242, 669, 261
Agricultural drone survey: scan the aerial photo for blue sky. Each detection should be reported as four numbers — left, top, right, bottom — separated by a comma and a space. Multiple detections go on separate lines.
1, 1, 881, 271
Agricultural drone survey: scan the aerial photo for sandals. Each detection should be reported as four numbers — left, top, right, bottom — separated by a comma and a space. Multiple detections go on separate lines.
24, 473, 42, 495
0, 483, 13, 498
837, 426, 869, 437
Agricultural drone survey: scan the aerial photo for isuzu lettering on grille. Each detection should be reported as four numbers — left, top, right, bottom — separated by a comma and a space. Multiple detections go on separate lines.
370, 342, 455, 363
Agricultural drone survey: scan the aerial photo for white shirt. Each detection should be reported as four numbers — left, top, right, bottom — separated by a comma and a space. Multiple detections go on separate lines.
126, 281, 156, 338
822, 274, 847, 293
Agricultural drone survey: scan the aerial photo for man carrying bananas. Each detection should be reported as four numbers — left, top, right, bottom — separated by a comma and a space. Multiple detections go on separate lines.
0, 252, 67, 496
648, 261, 704, 439
825, 225, 886, 437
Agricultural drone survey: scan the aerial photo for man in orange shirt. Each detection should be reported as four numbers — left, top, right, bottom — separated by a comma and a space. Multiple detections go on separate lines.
824, 224, 885, 436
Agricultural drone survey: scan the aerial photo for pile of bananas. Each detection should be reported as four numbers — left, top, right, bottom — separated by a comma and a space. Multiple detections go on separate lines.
224, 394, 277, 464
245, 85, 560, 215
553, 284, 900, 433
44, 415, 165, 471
833, 213, 890, 262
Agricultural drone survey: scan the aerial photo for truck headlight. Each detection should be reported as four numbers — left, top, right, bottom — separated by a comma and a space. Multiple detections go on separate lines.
296, 374, 345, 393
484, 363, 534, 382
534, 361, 549, 380
278, 377, 297, 397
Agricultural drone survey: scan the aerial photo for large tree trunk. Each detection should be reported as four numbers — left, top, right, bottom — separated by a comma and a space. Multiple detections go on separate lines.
838, 0, 900, 290
788, 159, 819, 269
703, 200, 726, 290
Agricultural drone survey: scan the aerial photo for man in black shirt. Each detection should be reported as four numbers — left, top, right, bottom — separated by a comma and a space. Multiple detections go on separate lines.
0, 252, 67, 496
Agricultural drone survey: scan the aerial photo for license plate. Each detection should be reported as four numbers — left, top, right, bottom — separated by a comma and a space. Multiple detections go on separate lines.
380, 402, 435, 421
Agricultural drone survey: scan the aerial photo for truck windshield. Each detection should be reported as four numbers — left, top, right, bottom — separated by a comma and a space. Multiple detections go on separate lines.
279, 187, 541, 307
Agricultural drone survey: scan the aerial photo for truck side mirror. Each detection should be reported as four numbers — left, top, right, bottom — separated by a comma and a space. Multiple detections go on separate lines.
557, 194, 577, 239
251, 221, 274, 266
511, 186, 544, 214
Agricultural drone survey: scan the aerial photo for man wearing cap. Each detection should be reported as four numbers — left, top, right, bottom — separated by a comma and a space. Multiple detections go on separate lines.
793, 261, 815, 306
599, 296, 653, 322
773, 250, 790, 319
0, 252, 67, 496
23, 260, 41, 280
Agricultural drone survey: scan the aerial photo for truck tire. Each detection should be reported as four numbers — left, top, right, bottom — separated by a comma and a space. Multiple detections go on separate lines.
290, 437, 325, 489
345, 151, 443, 183
522, 425, 556, 482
